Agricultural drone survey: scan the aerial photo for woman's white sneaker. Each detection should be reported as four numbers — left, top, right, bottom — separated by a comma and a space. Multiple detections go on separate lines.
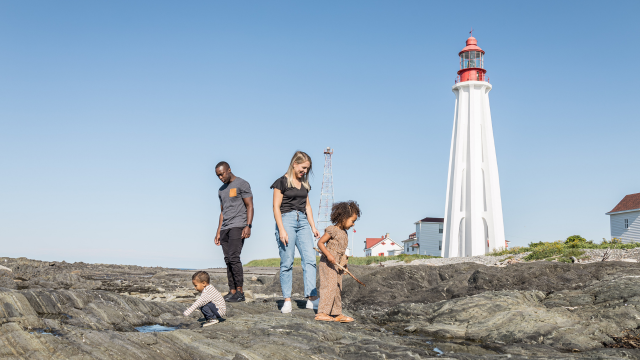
306, 298, 319, 310
281, 300, 292, 313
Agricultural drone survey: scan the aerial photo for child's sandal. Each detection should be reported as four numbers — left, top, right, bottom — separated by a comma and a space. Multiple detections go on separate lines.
334, 314, 354, 323
315, 313, 335, 322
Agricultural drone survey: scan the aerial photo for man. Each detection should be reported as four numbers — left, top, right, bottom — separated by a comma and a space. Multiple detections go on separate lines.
214, 161, 254, 302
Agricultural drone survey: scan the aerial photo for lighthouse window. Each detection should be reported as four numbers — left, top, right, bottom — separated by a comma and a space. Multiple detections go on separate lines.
460, 52, 468, 69
460, 52, 485, 70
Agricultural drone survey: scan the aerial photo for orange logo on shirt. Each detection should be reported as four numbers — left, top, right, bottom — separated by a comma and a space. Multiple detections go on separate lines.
229, 188, 237, 197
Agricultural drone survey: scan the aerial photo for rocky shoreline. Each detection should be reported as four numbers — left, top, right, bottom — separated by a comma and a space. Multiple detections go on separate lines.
2, 256, 640, 359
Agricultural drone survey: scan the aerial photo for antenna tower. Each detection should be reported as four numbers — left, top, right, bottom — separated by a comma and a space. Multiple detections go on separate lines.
317, 147, 334, 237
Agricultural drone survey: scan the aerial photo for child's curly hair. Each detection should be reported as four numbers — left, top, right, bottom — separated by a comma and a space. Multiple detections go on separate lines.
330, 201, 361, 226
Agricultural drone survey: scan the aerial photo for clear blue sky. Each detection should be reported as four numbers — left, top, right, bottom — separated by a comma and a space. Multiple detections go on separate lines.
1, 1, 639, 268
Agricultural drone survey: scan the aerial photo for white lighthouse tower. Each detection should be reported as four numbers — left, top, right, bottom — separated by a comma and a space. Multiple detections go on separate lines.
441, 34, 505, 258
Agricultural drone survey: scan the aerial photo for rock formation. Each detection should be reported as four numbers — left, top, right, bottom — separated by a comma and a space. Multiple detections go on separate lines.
1, 257, 640, 359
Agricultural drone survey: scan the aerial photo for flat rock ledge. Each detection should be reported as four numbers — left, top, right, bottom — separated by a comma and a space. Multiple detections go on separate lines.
2, 257, 640, 359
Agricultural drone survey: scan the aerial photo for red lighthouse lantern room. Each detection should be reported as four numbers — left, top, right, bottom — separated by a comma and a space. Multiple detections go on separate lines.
457, 35, 487, 83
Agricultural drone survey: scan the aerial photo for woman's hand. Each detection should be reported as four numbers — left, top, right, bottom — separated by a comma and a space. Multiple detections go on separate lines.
279, 230, 289, 246
327, 255, 336, 265
312, 227, 320, 239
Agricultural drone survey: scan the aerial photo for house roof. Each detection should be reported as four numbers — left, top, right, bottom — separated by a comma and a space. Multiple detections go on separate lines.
410, 243, 419, 248
607, 193, 640, 214
415, 217, 445, 224
365, 237, 385, 249
365, 236, 402, 250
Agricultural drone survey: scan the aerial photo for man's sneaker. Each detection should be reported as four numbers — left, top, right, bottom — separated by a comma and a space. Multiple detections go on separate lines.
281, 300, 292, 313
223, 292, 235, 301
202, 319, 219, 327
306, 297, 320, 310
228, 291, 245, 302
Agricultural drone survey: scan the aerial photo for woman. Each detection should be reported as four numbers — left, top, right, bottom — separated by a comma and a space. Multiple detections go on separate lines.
271, 151, 320, 313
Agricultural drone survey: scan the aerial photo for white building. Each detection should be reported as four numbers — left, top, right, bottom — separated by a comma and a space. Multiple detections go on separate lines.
415, 217, 444, 256
606, 193, 640, 243
442, 35, 506, 258
402, 232, 418, 254
364, 234, 403, 256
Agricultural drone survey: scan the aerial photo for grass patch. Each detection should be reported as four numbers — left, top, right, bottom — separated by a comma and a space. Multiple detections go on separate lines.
246, 236, 640, 267
488, 246, 528, 257
245, 254, 440, 267
351, 254, 440, 265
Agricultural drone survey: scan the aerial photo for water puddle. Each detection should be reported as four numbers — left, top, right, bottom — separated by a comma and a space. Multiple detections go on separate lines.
135, 325, 178, 333
30, 329, 60, 337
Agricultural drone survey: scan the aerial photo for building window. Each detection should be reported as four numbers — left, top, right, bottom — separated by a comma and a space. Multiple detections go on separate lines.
439, 241, 442, 250
625, 219, 629, 229
439, 223, 443, 234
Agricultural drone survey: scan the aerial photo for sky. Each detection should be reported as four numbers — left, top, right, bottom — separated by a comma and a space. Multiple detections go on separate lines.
1, 1, 639, 268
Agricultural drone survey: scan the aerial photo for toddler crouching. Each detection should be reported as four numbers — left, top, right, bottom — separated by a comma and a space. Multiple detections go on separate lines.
184, 271, 226, 327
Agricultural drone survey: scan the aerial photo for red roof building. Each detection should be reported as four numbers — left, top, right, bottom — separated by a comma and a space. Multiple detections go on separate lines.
364, 233, 402, 257
606, 193, 640, 244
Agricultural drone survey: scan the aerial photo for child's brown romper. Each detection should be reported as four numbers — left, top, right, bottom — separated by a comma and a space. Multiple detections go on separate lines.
318, 225, 349, 315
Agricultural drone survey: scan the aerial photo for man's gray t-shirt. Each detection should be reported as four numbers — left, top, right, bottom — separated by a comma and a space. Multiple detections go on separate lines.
219, 177, 253, 231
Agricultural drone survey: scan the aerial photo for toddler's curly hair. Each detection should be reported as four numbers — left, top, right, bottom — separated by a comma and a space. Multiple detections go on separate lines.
330, 200, 361, 226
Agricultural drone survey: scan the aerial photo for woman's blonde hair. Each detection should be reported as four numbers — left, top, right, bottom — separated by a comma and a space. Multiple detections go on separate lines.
285, 151, 312, 190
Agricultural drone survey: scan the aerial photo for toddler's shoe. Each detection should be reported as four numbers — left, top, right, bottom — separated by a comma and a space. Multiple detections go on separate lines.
281, 300, 292, 313
334, 314, 354, 323
306, 297, 319, 310
202, 319, 219, 327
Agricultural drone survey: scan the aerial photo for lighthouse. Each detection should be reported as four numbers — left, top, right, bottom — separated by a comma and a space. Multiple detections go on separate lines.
441, 35, 505, 258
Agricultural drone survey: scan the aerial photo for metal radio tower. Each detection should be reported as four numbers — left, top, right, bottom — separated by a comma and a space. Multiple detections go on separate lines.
317, 147, 334, 237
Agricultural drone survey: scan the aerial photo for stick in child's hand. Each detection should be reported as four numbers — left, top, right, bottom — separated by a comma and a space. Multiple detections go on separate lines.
314, 247, 366, 287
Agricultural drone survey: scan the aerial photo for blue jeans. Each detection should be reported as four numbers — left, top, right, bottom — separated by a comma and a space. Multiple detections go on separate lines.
276, 211, 318, 299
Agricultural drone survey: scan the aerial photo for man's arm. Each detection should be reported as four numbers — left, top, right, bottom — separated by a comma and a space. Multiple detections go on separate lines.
215, 203, 223, 246
241, 197, 254, 239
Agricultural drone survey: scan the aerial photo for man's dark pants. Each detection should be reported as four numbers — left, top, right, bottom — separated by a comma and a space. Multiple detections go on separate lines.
200, 302, 222, 321
220, 227, 245, 290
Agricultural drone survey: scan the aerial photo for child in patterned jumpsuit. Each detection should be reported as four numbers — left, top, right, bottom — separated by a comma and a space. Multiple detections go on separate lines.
315, 201, 361, 322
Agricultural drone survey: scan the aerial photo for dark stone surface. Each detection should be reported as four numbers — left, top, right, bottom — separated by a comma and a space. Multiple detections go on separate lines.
1, 256, 640, 359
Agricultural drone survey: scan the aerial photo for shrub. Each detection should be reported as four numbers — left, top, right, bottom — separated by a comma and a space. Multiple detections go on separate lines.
602, 237, 623, 245
524, 241, 564, 261
528, 241, 548, 249
564, 235, 592, 248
